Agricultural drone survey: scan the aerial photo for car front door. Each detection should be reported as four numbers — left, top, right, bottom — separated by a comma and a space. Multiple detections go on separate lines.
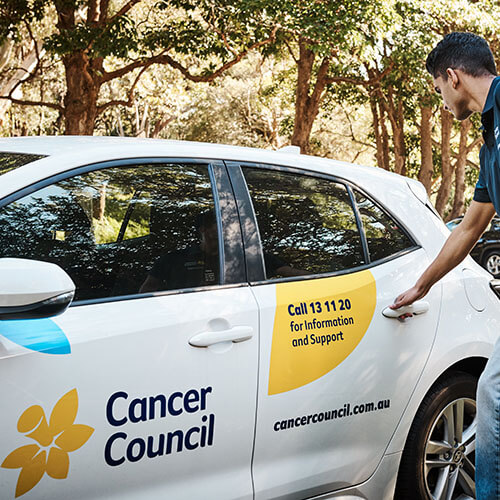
0, 160, 258, 500
228, 163, 441, 499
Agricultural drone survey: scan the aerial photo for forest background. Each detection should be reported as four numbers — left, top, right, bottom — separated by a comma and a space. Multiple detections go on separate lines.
1, 0, 499, 221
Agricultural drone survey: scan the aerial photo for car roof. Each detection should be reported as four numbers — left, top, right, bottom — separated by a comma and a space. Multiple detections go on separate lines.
0, 136, 409, 200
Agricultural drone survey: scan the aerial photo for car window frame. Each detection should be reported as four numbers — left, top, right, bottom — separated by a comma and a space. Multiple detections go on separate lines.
0, 158, 246, 306
226, 161, 421, 286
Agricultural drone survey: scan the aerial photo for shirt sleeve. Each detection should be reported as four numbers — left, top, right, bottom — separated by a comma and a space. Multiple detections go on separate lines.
473, 147, 492, 203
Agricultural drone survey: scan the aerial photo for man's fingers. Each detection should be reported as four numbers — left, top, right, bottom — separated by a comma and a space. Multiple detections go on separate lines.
390, 294, 407, 309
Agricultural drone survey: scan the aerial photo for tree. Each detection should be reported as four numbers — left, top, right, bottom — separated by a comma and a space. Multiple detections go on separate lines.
246, 0, 386, 154
0, 0, 278, 134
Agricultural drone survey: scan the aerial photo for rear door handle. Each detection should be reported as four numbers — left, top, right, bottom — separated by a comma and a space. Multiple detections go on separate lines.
189, 326, 254, 347
382, 300, 430, 319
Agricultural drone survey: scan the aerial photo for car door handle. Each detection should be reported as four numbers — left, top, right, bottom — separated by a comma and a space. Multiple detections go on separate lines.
189, 326, 254, 347
382, 300, 430, 319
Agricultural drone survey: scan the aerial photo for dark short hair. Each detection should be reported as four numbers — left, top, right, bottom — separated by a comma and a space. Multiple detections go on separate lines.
426, 32, 497, 80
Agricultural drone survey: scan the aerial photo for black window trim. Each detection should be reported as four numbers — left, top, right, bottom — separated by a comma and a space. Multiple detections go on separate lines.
228, 161, 421, 286
347, 184, 371, 263
0, 157, 247, 306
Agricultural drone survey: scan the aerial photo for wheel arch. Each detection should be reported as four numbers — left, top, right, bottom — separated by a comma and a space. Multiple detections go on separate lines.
435, 356, 488, 382
386, 352, 489, 457
480, 244, 500, 262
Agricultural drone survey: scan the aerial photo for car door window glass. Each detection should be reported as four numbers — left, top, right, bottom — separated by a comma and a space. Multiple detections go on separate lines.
0, 152, 46, 176
354, 190, 414, 262
242, 167, 365, 279
0, 163, 220, 301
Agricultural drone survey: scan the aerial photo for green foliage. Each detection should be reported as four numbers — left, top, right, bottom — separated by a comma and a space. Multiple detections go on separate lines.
0, 0, 50, 42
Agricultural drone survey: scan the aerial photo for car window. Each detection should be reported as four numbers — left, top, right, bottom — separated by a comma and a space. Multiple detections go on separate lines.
0, 152, 46, 176
0, 163, 220, 301
242, 167, 365, 279
354, 190, 414, 262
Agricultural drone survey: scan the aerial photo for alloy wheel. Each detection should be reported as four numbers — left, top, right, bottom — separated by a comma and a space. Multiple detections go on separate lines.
486, 253, 500, 276
424, 397, 476, 500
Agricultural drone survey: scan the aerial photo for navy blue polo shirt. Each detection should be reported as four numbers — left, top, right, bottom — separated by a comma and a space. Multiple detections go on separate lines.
473, 76, 500, 212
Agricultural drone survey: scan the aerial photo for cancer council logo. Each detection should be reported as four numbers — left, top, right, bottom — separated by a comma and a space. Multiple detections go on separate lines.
1, 389, 94, 497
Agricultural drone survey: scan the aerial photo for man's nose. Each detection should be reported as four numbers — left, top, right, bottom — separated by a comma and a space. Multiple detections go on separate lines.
443, 103, 450, 111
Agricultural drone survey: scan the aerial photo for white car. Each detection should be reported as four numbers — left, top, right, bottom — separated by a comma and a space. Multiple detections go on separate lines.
0, 137, 498, 500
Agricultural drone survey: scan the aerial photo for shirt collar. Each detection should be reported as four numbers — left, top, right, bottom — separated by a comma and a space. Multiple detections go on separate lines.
482, 76, 500, 115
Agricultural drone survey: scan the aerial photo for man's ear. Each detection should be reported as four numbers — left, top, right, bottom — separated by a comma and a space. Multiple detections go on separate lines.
446, 68, 459, 88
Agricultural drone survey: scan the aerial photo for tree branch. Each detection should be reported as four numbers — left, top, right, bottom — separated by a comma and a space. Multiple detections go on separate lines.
282, 40, 298, 64
309, 56, 330, 108
466, 136, 483, 153
325, 63, 393, 87
158, 28, 279, 83
1, 33, 46, 106
431, 138, 480, 170
97, 64, 149, 114
109, 0, 142, 24
98, 0, 111, 25
0, 96, 63, 111
101, 50, 167, 82
102, 26, 278, 84
341, 104, 376, 150
87, 0, 99, 23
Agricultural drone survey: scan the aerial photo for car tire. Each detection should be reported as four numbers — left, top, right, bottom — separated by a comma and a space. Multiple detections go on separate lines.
394, 371, 477, 500
482, 249, 500, 277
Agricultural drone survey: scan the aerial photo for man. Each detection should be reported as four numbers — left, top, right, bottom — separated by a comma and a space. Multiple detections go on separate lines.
139, 211, 220, 293
391, 32, 500, 499
139, 210, 306, 293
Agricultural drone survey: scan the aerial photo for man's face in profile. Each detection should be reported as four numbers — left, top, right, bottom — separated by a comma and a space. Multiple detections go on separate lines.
433, 71, 473, 121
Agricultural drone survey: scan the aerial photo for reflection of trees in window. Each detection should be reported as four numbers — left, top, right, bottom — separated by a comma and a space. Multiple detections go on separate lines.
0, 153, 46, 176
354, 191, 413, 262
0, 163, 215, 300
243, 168, 365, 277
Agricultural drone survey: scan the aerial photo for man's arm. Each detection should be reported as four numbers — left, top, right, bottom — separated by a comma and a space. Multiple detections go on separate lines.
391, 200, 496, 309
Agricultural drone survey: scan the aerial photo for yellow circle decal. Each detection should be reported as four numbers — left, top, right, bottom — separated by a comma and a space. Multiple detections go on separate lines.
268, 270, 377, 395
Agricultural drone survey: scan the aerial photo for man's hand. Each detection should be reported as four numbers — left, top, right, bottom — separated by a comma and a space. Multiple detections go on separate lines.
390, 285, 426, 311
390, 201, 495, 317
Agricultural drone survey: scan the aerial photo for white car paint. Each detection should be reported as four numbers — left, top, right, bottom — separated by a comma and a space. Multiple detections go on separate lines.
0, 136, 498, 500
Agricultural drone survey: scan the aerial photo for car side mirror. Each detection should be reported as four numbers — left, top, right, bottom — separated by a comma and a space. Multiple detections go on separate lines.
0, 258, 75, 320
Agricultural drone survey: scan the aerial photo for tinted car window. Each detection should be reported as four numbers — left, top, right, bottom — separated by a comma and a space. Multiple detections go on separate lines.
354, 190, 414, 262
242, 167, 365, 279
0, 152, 46, 176
0, 163, 220, 300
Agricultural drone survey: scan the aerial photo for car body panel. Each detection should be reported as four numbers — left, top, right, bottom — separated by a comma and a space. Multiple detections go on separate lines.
1, 137, 500, 499
0, 288, 259, 499
251, 251, 441, 499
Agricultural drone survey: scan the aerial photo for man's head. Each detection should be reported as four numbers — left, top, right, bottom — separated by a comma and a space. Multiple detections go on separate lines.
195, 210, 218, 255
426, 32, 497, 120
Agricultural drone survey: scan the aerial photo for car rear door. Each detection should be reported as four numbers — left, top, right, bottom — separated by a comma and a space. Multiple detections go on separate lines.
227, 162, 441, 499
0, 160, 258, 500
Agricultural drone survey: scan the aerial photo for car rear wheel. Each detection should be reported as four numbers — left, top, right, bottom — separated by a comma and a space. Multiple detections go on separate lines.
483, 249, 500, 277
395, 371, 477, 500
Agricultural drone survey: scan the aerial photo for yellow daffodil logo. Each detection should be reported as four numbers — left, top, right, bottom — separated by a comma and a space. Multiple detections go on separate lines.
1, 389, 94, 497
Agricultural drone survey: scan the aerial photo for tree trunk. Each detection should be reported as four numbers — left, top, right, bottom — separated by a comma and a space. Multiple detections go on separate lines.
369, 95, 387, 170
0, 43, 44, 123
435, 108, 454, 216
56, 2, 103, 135
393, 100, 406, 175
418, 105, 434, 193
93, 184, 106, 221
291, 39, 330, 153
449, 118, 472, 219
62, 51, 101, 135
380, 106, 390, 171
379, 87, 406, 174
